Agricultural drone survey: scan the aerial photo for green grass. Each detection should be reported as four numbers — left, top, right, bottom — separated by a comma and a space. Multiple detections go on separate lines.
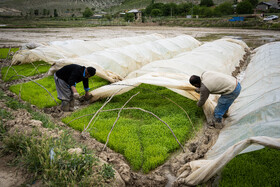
9, 75, 109, 108
219, 147, 280, 186
1, 61, 51, 82
63, 84, 205, 173
0, 48, 19, 59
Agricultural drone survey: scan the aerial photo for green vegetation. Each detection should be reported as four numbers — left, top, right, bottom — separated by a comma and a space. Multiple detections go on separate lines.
220, 147, 280, 186
0, 90, 114, 185
1, 61, 51, 82
0, 89, 55, 129
0, 48, 19, 59
83, 7, 94, 18
9, 75, 109, 108
63, 84, 205, 173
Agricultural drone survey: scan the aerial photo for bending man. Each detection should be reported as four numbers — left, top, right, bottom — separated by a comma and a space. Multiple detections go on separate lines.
54, 64, 96, 111
189, 71, 241, 127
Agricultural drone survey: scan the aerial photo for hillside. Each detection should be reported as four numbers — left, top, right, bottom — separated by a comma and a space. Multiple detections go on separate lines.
0, 0, 232, 16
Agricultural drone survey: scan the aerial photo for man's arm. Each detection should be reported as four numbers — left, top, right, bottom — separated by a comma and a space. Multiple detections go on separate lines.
197, 83, 210, 107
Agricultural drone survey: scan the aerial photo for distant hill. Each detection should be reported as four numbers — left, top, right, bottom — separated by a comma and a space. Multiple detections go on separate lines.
0, 0, 233, 16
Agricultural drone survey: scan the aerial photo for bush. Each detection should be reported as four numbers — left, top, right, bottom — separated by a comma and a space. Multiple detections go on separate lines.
236, 1, 253, 14
215, 2, 234, 15
200, 0, 214, 7
151, 9, 163, 17
124, 13, 135, 22
83, 7, 93, 18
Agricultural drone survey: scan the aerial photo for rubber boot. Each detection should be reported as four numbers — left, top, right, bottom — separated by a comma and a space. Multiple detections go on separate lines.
69, 99, 75, 111
61, 101, 70, 112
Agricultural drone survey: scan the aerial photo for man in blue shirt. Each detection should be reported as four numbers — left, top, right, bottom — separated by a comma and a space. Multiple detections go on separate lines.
54, 64, 96, 111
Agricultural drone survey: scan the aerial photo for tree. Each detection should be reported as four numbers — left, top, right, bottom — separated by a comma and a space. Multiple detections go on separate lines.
151, 9, 163, 17
34, 9, 39, 16
124, 13, 135, 22
248, 0, 258, 7
83, 7, 93, 18
54, 9, 58, 17
236, 0, 253, 14
177, 3, 192, 16
215, 2, 234, 15
200, 0, 214, 7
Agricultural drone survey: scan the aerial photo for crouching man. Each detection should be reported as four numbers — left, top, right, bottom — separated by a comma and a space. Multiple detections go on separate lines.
189, 71, 241, 128
54, 64, 96, 111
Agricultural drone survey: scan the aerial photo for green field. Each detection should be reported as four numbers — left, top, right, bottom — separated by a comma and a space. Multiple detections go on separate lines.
63, 84, 204, 173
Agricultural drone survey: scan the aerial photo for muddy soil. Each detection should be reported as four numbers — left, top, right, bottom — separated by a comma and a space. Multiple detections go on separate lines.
0, 26, 276, 186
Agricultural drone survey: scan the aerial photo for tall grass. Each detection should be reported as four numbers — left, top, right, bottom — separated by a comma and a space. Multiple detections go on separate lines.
63, 84, 205, 173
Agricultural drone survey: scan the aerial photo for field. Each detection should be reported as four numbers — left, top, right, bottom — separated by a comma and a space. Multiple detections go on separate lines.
1, 26, 280, 186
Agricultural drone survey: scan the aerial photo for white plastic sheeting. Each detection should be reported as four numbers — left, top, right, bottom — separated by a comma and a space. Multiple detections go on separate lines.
89, 38, 249, 121
12, 34, 164, 65
179, 42, 280, 185
53, 35, 201, 81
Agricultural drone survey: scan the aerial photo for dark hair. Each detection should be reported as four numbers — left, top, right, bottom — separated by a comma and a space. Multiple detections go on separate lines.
87, 67, 96, 76
189, 75, 201, 86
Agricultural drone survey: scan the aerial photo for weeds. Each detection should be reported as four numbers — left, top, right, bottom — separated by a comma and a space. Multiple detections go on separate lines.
0, 89, 55, 129
0, 91, 113, 185
100, 164, 115, 180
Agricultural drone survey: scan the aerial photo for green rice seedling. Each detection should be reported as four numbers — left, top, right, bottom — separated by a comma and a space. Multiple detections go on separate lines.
219, 147, 280, 186
9, 75, 109, 108
0, 48, 19, 59
63, 84, 205, 173
1, 61, 50, 82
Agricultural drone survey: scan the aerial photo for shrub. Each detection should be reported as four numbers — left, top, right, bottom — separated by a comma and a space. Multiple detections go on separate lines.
236, 1, 253, 14
124, 13, 135, 22
83, 7, 93, 18
200, 0, 214, 7
151, 9, 163, 17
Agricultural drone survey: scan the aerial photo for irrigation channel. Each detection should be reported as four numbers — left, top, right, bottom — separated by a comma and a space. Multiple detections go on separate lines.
0, 26, 279, 186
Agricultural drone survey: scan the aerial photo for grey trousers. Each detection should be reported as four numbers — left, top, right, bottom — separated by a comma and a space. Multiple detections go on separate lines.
54, 73, 73, 102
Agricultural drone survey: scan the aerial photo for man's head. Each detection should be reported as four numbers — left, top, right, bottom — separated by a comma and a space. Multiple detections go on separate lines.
189, 75, 201, 88
85, 67, 96, 78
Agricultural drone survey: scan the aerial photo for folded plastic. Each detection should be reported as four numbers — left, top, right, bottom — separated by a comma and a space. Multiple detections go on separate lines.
180, 42, 280, 185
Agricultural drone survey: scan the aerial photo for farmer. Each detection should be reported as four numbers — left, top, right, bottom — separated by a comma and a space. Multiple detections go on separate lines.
189, 71, 241, 127
54, 64, 96, 111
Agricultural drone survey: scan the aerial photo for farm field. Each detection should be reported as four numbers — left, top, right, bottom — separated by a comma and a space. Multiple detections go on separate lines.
1, 26, 280, 186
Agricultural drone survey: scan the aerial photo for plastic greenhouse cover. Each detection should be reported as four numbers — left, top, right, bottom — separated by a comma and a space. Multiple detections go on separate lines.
12, 33, 164, 65
177, 42, 280, 185
89, 38, 248, 121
